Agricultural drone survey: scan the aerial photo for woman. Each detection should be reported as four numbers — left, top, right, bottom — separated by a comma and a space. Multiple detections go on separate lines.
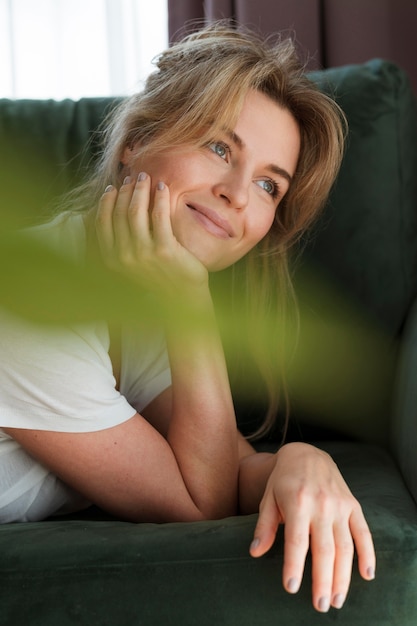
0, 23, 375, 612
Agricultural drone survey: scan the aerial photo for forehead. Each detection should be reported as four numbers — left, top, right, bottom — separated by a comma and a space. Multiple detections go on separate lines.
232, 90, 300, 178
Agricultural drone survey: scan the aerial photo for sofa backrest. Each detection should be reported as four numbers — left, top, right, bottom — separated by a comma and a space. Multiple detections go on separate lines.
308, 59, 417, 336
0, 97, 120, 228
285, 60, 417, 446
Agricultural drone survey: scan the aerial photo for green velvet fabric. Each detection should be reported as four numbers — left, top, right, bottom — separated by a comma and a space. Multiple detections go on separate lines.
285, 60, 417, 447
1, 443, 416, 625
0, 97, 120, 228
308, 59, 417, 336
1, 59, 417, 625
392, 295, 417, 504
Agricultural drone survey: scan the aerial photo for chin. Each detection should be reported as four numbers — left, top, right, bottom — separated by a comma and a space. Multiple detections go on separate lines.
202, 256, 239, 273
175, 229, 243, 272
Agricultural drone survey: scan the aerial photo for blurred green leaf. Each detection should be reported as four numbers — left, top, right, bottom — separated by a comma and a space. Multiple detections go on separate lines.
0, 229, 156, 326
0, 198, 394, 446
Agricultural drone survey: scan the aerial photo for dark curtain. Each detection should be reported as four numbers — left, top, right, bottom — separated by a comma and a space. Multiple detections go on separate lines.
168, 0, 417, 94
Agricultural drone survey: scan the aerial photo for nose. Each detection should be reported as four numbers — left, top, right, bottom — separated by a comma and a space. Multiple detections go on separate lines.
212, 171, 249, 210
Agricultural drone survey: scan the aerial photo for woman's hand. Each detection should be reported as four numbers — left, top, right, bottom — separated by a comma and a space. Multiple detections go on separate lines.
95, 173, 209, 299
248, 442, 376, 612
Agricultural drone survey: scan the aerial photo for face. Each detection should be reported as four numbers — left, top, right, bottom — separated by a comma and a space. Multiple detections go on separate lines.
125, 90, 300, 271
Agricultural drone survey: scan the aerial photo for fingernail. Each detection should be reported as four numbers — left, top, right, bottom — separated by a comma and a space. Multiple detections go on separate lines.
104, 184, 114, 193
318, 597, 330, 612
137, 172, 147, 182
367, 567, 375, 580
250, 538, 260, 552
287, 578, 299, 594
157, 181, 165, 191
123, 175, 131, 185
332, 593, 345, 609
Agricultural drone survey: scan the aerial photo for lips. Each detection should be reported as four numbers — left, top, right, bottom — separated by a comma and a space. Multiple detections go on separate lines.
186, 202, 235, 239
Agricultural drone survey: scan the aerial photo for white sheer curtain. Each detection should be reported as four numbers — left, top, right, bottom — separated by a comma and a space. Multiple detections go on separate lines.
0, 0, 168, 100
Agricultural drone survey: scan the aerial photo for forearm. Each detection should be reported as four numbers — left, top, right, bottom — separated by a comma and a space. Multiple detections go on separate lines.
238, 449, 277, 514
165, 286, 239, 518
95, 178, 239, 518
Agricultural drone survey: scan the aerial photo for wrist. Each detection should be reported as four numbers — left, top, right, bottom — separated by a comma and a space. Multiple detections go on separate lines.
276, 441, 331, 461
163, 283, 218, 333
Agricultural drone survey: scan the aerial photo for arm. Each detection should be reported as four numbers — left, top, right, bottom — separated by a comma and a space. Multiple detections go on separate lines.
5, 174, 239, 522
103, 175, 239, 518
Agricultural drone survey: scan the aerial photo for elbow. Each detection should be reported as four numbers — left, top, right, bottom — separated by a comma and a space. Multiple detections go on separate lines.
115, 500, 237, 525
170, 495, 238, 524
195, 498, 238, 523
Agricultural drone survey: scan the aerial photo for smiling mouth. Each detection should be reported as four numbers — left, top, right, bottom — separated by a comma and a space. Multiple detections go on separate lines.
186, 203, 235, 239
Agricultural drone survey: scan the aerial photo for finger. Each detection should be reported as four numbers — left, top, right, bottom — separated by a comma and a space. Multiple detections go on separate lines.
350, 506, 376, 582
112, 175, 135, 252
151, 181, 173, 248
282, 510, 310, 596
330, 522, 354, 610
96, 184, 118, 256
310, 518, 335, 613
249, 494, 282, 559
128, 172, 152, 249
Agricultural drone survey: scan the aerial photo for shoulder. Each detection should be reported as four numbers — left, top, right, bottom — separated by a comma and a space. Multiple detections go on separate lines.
0, 312, 134, 432
24, 212, 87, 263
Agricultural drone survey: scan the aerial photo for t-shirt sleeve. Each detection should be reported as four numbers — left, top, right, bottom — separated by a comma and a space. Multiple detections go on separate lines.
0, 311, 136, 432
119, 322, 172, 414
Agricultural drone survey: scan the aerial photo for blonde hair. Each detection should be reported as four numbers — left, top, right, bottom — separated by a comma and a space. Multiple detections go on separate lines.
70, 21, 346, 440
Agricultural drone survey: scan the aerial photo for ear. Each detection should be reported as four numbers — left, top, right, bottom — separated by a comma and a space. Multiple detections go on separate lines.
120, 145, 134, 166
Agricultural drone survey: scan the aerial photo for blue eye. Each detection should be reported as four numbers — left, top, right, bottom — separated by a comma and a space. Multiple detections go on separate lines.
209, 142, 229, 159
256, 179, 278, 197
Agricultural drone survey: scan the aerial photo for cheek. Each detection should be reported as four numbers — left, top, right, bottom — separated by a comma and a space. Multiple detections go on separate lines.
146, 151, 200, 181
246, 211, 276, 246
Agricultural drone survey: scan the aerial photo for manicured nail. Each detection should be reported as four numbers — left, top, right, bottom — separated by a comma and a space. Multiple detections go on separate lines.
123, 175, 131, 185
104, 184, 114, 193
250, 538, 260, 552
137, 171, 147, 182
367, 567, 375, 580
318, 597, 330, 612
157, 181, 165, 191
332, 593, 345, 609
287, 578, 300, 594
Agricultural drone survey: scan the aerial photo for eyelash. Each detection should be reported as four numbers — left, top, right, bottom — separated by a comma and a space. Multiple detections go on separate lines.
256, 178, 280, 200
208, 141, 280, 200
208, 141, 230, 160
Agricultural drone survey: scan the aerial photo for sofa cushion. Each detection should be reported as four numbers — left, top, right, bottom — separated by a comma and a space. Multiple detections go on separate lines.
1, 442, 416, 625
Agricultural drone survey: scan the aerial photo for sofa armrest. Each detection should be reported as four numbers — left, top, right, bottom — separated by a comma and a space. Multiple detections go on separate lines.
392, 294, 417, 502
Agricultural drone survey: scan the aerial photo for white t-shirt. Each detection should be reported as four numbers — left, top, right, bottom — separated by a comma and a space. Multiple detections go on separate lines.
0, 213, 172, 522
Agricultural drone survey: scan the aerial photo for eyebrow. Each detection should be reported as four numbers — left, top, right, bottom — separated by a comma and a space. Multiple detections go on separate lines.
226, 129, 293, 185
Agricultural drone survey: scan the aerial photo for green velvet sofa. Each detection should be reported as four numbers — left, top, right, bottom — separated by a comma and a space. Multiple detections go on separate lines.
1, 58, 417, 625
